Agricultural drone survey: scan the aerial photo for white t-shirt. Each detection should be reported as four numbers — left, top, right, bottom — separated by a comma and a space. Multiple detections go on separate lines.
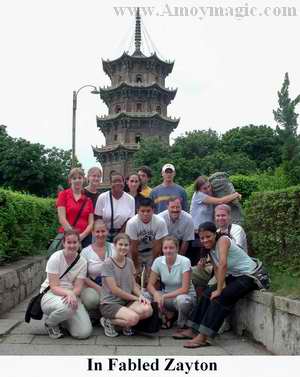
94, 191, 135, 230
40, 250, 87, 291
125, 214, 168, 252
81, 243, 115, 279
230, 224, 248, 254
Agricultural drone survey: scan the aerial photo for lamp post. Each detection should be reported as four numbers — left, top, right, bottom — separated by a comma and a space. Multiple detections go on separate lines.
72, 84, 99, 167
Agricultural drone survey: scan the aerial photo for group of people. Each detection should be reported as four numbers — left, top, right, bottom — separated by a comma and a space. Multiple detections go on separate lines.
39, 163, 263, 349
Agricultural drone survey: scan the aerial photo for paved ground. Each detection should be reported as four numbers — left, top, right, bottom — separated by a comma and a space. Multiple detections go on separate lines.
0, 296, 272, 356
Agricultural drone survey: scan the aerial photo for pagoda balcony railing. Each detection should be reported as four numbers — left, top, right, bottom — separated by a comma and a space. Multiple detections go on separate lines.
101, 81, 175, 91
97, 111, 178, 121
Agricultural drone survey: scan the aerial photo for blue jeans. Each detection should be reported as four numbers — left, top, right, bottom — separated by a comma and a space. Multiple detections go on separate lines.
187, 275, 256, 338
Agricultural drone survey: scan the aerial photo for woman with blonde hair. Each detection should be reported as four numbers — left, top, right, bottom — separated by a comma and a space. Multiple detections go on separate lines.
80, 220, 114, 319
147, 236, 196, 332
84, 166, 102, 209
56, 168, 94, 248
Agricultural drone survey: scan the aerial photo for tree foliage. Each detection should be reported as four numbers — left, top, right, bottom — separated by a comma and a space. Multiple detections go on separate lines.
273, 72, 300, 184
0, 127, 73, 197
133, 127, 280, 187
221, 125, 282, 171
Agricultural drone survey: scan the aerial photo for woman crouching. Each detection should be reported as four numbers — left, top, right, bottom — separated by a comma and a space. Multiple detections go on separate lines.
80, 220, 114, 322
147, 236, 197, 332
99, 233, 152, 337
41, 229, 92, 339
178, 221, 258, 348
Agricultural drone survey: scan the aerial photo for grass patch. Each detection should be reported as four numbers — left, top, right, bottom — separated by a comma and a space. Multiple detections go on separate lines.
269, 266, 300, 299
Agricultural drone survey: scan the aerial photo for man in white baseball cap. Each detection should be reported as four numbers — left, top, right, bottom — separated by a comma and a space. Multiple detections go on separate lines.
161, 163, 176, 173
150, 163, 188, 214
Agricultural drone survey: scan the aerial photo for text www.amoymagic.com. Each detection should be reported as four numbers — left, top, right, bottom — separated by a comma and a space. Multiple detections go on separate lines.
113, 3, 298, 20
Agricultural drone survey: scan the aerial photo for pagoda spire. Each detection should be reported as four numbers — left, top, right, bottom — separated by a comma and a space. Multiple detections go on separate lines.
133, 8, 142, 55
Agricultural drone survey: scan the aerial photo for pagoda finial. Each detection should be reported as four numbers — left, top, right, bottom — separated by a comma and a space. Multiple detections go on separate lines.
134, 8, 142, 55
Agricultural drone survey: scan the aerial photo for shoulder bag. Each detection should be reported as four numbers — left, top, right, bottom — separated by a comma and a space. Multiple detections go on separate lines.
47, 196, 88, 257
107, 190, 119, 242
25, 253, 81, 323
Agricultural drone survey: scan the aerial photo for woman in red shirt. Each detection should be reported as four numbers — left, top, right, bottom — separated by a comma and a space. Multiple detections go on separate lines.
56, 168, 94, 248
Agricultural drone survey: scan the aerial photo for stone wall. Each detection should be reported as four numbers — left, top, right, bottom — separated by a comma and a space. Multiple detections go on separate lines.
0, 256, 46, 314
232, 290, 300, 355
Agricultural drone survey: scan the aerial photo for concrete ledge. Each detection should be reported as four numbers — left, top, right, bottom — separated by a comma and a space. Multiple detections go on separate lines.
0, 257, 46, 314
232, 290, 300, 355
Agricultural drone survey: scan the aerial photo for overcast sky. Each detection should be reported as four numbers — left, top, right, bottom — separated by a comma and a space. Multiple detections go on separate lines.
1, 0, 300, 171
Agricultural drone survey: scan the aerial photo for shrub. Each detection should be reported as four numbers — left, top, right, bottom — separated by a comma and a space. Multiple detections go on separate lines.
244, 186, 300, 273
253, 167, 290, 192
0, 188, 58, 264
185, 183, 194, 203
230, 175, 260, 202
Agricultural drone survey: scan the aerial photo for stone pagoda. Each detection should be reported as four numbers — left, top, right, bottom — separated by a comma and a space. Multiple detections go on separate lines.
93, 9, 179, 185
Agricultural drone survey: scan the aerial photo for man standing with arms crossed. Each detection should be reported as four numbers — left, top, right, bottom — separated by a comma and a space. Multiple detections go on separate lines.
150, 163, 188, 214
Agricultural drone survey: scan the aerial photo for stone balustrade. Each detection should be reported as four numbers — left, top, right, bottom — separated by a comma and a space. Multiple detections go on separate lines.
232, 290, 300, 355
0, 257, 46, 314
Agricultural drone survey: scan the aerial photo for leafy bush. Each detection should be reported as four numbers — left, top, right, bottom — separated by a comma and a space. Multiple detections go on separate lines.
253, 167, 290, 192
0, 189, 58, 264
244, 186, 300, 272
230, 175, 260, 202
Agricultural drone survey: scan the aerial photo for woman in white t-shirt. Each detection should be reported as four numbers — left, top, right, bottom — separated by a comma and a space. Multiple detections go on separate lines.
40, 230, 92, 339
147, 236, 197, 332
94, 172, 135, 242
80, 220, 114, 317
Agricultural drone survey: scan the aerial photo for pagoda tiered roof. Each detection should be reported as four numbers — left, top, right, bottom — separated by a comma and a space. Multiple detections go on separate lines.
100, 82, 177, 105
102, 52, 174, 78
92, 143, 139, 155
96, 111, 179, 127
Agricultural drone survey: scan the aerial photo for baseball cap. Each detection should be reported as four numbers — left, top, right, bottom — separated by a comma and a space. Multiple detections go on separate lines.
162, 163, 175, 173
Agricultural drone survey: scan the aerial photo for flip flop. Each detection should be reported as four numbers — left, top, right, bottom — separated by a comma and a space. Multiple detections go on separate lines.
183, 340, 211, 348
172, 332, 194, 340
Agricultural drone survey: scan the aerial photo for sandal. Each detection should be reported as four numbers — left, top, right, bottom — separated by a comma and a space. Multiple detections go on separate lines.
183, 340, 211, 348
161, 314, 176, 329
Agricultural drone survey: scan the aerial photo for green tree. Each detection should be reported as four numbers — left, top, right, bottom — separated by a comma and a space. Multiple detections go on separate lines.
273, 72, 300, 184
0, 129, 73, 197
221, 125, 281, 171
133, 137, 171, 185
168, 130, 221, 185
172, 129, 220, 159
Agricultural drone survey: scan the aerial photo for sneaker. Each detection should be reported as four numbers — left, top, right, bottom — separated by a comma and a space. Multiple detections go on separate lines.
45, 323, 64, 339
122, 327, 134, 336
100, 317, 119, 337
